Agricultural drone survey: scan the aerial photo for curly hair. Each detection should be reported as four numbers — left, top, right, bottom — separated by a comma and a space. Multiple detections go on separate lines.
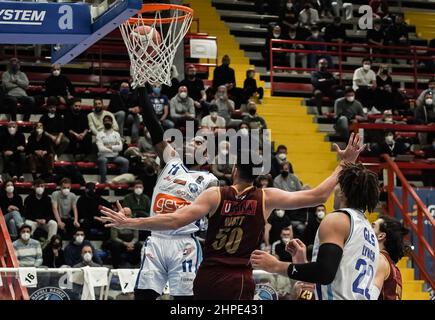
378, 215, 409, 263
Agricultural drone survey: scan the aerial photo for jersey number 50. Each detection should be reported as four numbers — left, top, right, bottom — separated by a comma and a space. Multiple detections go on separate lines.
212, 227, 243, 254
352, 258, 374, 299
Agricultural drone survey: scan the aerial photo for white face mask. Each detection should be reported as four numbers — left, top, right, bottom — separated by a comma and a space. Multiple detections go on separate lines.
52, 70, 60, 76
8, 127, 17, 135
273, 33, 281, 38
240, 128, 249, 136
384, 116, 393, 123
282, 237, 291, 245
134, 187, 143, 195
6, 186, 14, 194
83, 252, 92, 263
75, 235, 84, 245
316, 210, 326, 220
277, 153, 287, 161
385, 135, 394, 144
220, 149, 229, 156
35, 187, 44, 195
275, 209, 285, 218
21, 232, 31, 241
425, 98, 433, 105
61, 188, 70, 196
346, 96, 355, 103
179, 92, 188, 99
210, 112, 218, 118
286, 3, 293, 9
36, 128, 44, 135
48, 112, 55, 119
312, 32, 319, 38
363, 64, 371, 71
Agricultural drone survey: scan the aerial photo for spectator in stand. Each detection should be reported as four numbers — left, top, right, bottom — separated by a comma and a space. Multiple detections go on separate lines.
369, 0, 389, 18
386, 13, 409, 63
42, 235, 66, 268
264, 25, 286, 70
1, 58, 34, 121
0, 180, 24, 240
169, 86, 196, 128
23, 179, 58, 240
180, 65, 208, 118
161, 65, 180, 99
273, 161, 302, 192
376, 131, 408, 157
271, 145, 293, 178
264, 209, 292, 251
108, 82, 141, 143
285, 27, 308, 74
73, 245, 102, 268
243, 69, 264, 103
88, 98, 118, 136
367, 19, 386, 61
64, 228, 102, 267
414, 92, 435, 125
334, 88, 366, 140
242, 102, 267, 131
26, 122, 54, 180
13, 225, 42, 267
281, 0, 301, 28
149, 83, 174, 130
77, 182, 111, 235
375, 65, 394, 111
107, 207, 142, 268
52, 178, 79, 237
212, 85, 239, 128
64, 98, 92, 160
353, 58, 377, 109
305, 26, 332, 68
213, 55, 236, 90
1, 121, 26, 181
122, 180, 151, 218
44, 64, 75, 104
376, 65, 393, 89
39, 96, 70, 158
137, 128, 157, 159
255, 174, 273, 188
324, 17, 347, 43
211, 141, 234, 186
311, 58, 341, 115
416, 77, 435, 108
272, 227, 293, 262
303, 204, 325, 246
96, 115, 129, 183
200, 104, 226, 134
298, 2, 319, 27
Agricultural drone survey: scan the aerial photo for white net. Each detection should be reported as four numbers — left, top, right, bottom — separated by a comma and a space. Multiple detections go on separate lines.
119, 4, 193, 87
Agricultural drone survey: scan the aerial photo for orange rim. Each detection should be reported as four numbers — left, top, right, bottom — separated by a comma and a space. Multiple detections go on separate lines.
128, 3, 193, 25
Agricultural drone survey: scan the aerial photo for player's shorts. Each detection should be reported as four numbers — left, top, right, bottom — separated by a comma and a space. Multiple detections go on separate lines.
135, 233, 202, 296
193, 265, 256, 300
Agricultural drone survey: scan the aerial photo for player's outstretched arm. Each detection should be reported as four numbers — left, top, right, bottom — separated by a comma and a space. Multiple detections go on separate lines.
97, 187, 220, 231
251, 212, 349, 285
137, 86, 178, 163
264, 133, 365, 212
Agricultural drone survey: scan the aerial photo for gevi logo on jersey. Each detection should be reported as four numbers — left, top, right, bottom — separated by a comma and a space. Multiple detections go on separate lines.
153, 193, 191, 214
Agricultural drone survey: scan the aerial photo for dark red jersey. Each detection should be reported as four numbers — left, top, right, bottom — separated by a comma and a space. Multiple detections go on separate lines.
379, 250, 403, 300
201, 185, 266, 268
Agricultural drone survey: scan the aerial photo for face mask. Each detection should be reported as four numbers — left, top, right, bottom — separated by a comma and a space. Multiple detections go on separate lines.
316, 210, 326, 220
134, 187, 143, 196
21, 232, 31, 241
277, 153, 287, 161
425, 98, 433, 105
104, 123, 112, 130
289, 34, 296, 39
35, 187, 44, 195
363, 64, 371, 71
61, 188, 70, 196
8, 127, 17, 135
249, 109, 256, 116
240, 128, 249, 136
6, 186, 14, 194
179, 92, 188, 99
74, 235, 84, 245
275, 209, 285, 218
52, 70, 60, 76
273, 33, 280, 38
36, 128, 44, 135
385, 116, 393, 123
220, 149, 229, 156
286, 3, 293, 9
312, 32, 319, 38
385, 135, 394, 144
282, 237, 291, 245
94, 107, 102, 113
281, 171, 289, 178
120, 88, 129, 95
83, 252, 92, 263
152, 87, 161, 95
210, 112, 218, 118
218, 93, 225, 100
346, 96, 355, 103
48, 112, 56, 119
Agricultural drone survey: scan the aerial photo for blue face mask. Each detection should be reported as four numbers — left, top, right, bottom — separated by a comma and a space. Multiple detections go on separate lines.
153, 87, 161, 95
120, 88, 129, 95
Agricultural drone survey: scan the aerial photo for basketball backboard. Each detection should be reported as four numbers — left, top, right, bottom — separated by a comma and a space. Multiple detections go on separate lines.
0, 0, 142, 64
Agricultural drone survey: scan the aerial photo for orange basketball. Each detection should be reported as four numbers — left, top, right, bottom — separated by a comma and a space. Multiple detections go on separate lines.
132, 25, 162, 57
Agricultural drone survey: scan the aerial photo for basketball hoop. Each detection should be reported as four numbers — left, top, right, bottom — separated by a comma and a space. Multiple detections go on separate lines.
120, 3, 193, 87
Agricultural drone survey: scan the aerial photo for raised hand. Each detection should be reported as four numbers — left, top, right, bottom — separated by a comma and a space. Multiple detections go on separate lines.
286, 239, 307, 264
95, 201, 130, 229
332, 132, 365, 163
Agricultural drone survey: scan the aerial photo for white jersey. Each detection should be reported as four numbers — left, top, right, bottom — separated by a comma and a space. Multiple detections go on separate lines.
150, 158, 218, 236
312, 208, 379, 300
